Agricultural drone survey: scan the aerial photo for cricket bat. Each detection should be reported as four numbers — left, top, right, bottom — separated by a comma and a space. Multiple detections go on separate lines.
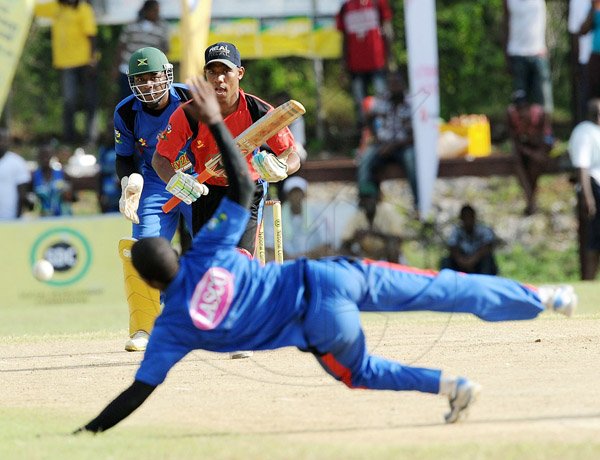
162, 99, 306, 213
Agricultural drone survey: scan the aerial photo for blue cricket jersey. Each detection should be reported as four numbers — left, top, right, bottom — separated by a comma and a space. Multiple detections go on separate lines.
114, 84, 193, 183
136, 197, 309, 386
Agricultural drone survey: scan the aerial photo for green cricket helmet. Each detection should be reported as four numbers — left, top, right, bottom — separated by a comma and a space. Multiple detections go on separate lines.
127, 47, 174, 103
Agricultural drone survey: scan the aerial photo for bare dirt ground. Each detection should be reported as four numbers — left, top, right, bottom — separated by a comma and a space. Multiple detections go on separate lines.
1, 313, 598, 449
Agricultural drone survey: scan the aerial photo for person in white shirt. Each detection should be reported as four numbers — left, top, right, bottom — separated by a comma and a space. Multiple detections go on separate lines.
264, 176, 332, 259
568, 98, 600, 279
0, 129, 32, 220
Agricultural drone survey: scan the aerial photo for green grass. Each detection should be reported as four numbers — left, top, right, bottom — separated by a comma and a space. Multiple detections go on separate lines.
1, 276, 598, 460
2, 408, 600, 460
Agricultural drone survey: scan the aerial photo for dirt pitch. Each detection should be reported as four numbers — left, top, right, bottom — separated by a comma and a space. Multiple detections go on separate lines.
1, 312, 599, 459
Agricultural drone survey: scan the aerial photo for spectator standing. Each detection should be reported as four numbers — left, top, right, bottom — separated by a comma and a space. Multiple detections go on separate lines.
579, 1, 600, 102
440, 204, 499, 276
32, 144, 75, 217
503, 0, 554, 145
114, 0, 170, 102
569, 0, 593, 124
357, 72, 418, 212
568, 98, 600, 280
336, 0, 394, 127
0, 129, 32, 220
507, 90, 549, 215
34, 0, 99, 145
340, 188, 405, 263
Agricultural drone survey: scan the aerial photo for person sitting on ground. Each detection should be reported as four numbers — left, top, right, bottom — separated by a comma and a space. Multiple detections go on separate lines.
507, 89, 549, 215
340, 185, 405, 263
357, 72, 418, 213
264, 176, 332, 259
32, 144, 76, 217
74, 76, 577, 434
440, 204, 499, 276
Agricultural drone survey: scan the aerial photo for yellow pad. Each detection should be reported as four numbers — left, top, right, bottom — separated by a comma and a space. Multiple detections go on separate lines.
118, 238, 161, 336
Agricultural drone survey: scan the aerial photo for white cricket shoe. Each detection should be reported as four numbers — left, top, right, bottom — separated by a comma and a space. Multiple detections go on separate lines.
229, 351, 253, 359
538, 284, 578, 317
445, 377, 481, 424
125, 331, 149, 352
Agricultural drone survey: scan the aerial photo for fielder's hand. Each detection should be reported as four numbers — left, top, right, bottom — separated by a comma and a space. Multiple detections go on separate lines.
166, 172, 209, 205
119, 173, 144, 224
251, 151, 288, 182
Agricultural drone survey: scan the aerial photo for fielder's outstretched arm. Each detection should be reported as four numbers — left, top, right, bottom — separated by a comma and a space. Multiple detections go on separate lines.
186, 75, 254, 208
74, 381, 155, 433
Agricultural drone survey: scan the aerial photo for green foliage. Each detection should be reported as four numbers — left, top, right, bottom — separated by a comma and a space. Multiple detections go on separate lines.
9, 2, 573, 152
497, 243, 580, 283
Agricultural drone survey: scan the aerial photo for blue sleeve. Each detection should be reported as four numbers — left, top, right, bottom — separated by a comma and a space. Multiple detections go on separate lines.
479, 225, 496, 245
447, 227, 460, 247
135, 327, 191, 386
190, 197, 251, 254
113, 107, 135, 157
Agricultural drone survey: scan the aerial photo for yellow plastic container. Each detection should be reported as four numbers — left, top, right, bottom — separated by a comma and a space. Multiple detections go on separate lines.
440, 116, 492, 157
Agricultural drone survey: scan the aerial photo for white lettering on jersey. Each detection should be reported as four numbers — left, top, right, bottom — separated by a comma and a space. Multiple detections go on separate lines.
189, 267, 234, 330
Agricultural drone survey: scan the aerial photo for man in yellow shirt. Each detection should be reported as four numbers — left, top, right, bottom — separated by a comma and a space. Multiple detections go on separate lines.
34, 0, 98, 144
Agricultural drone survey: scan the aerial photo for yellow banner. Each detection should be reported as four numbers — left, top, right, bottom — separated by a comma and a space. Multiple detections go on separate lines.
180, 0, 213, 80
0, 0, 34, 114
170, 16, 342, 62
0, 215, 130, 309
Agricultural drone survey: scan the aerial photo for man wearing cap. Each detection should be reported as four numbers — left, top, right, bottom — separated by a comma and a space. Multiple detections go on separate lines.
264, 176, 332, 259
114, 47, 200, 352
152, 42, 301, 252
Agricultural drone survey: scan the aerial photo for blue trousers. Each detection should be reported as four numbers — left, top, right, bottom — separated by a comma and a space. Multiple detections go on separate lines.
303, 258, 544, 394
132, 178, 193, 241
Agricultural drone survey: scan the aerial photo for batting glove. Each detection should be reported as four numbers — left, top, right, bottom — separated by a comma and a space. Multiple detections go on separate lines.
119, 173, 144, 224
166, 172, 209, 205
251, 150, 288, 182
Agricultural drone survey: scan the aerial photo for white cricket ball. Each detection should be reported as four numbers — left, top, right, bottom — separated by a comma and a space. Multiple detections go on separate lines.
32, 259, 54, 282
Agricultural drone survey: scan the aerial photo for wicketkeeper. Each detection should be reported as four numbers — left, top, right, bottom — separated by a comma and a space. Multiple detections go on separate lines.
115, 47, 197, 352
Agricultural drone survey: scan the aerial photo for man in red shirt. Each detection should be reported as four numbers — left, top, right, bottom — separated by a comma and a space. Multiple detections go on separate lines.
152, 42, 301, 252
336, 0, 394, 126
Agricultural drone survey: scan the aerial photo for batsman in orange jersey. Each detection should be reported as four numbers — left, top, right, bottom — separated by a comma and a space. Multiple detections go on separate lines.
152, 42, 302, 252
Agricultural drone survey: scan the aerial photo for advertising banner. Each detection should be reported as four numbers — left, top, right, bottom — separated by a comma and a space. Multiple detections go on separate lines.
88, 0, 343, 60
0, 0, 34, 114
404, 0, 440, 218
0, 214, 130, 309
180, 0, 212, 79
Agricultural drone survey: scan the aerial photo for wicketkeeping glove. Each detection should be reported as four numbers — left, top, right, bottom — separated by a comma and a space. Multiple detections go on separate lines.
166, 172, 209, 205
119, 173, 144, 224
251, 150, 288, 182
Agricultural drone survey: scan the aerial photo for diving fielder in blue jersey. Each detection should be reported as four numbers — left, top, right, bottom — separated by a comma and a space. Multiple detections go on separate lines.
76, 76, 577, 433
114, 47, 202, 352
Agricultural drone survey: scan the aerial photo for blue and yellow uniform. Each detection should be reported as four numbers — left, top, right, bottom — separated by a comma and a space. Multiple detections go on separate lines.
114, 83, 194, 240
136, 197, 546, 390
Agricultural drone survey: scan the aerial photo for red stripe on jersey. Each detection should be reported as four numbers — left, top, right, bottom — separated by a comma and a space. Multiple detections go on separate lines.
156, 89, 295, 187
320, 353, 366, 389
362, 258, 439, 277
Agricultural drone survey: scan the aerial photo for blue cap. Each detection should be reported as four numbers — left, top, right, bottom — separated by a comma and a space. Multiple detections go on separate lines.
204, 42, 241, 69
